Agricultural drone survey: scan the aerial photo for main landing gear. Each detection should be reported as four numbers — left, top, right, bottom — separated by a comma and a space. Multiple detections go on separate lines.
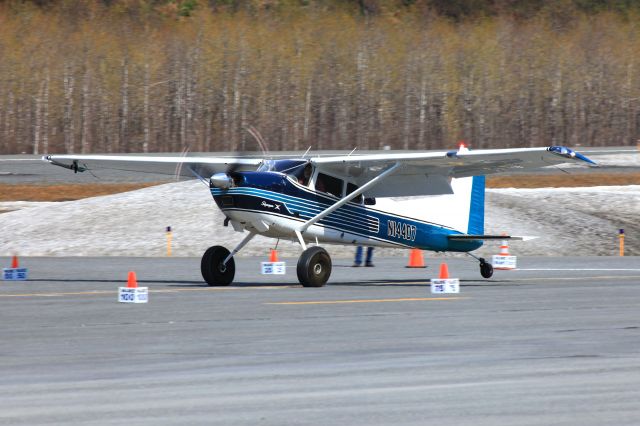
201, 232, 256, 286
200, 234, 333, 287
201, 246, 235, 286
296, 246, 332, 287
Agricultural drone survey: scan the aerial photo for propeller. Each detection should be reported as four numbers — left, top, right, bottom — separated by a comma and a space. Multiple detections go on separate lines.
174, 145, 191, 182
210, 125, 270, 189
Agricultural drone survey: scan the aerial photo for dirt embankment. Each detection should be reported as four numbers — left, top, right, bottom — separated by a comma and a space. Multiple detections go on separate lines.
0, 183, 161, 202
486, 172, 640, 188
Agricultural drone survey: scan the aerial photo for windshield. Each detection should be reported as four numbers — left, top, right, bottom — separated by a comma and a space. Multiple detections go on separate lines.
257, 159, 312, 185
256, 159, 307, 173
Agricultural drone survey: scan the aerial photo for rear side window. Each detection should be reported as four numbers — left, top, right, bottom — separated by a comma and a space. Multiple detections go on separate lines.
316, 173, 343, 198
346, 183, 363, 204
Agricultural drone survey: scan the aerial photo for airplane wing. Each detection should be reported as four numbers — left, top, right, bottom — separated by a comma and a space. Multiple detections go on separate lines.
311, 146, 597, 197
43, 145, 595, 196
43, 154, 264, 179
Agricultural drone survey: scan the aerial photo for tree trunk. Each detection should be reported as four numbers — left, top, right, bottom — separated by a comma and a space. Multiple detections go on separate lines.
33, 80, 43, 155
403, 74, 413, 150
143, 62, 150, 153
119, 57, 129, 152
303, 79, 312, 148
63, 64, 75, 154
418, 74, 427, 149
81, 66, 91, 153
42, 71, 49, 154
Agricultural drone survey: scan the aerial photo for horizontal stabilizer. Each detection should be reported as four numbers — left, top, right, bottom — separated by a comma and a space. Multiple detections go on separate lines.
447, 235, 538, 241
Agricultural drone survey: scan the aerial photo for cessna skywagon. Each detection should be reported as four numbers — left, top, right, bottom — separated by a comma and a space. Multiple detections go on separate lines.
44, 145, 596, 287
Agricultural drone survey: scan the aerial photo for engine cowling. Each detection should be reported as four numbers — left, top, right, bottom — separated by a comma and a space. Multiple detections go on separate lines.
210, 173, 233, 189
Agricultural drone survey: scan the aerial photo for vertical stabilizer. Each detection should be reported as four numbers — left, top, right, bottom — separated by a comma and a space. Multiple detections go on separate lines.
467, 176, 485, 235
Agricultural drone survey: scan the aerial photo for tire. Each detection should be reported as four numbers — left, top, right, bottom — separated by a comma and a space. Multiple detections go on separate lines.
296, 246, 332, 287
201, 245, 235, 286
479, 258, 493, 279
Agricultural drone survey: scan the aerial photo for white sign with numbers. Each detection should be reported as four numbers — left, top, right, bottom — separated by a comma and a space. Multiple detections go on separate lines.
3, 268, 28, 281
261, 262, 286, 275
430, 278, 460, 294
118, 287, 149, 303
492, 255, 517, 270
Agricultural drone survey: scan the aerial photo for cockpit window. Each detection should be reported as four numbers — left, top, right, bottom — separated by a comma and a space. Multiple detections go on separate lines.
284, 163, 312, 186
316, 173, 343, 198
296, 164, 313, 186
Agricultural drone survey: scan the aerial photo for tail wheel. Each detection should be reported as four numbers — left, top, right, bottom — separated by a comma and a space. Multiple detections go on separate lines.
201, 245, 235, 286
297, 246, 332, 287
479, 258, 493, 279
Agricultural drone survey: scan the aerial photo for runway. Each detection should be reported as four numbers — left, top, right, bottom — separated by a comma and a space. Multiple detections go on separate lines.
1, 256, 640, 425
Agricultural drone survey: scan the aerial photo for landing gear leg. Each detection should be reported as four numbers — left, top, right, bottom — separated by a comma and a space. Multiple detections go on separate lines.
201, 232, 255, 286
466, 252, 494, 279
297, 246, 332, 287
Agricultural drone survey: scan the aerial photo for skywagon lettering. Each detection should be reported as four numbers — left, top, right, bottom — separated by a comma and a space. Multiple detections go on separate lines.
261, 200, 281, 211
387, 220, 417, 241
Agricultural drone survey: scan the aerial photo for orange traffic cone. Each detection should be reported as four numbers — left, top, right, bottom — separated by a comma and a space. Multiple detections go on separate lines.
438, 263, 450, 279
11, 255, 19, 268
498, 239, 510, 256
406, 249, 426, 268
269, 249, 279, 262
127, 271, 138, 288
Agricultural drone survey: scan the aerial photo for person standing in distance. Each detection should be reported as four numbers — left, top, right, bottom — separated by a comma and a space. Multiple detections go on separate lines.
353, 246, 374, 267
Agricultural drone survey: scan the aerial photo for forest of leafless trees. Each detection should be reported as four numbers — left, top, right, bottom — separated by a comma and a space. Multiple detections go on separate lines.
2, 2, 640, 154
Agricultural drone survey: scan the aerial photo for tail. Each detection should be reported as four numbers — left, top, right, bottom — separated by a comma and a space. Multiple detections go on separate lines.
400, 175, 485, 234
428, 175, 485, 234
466, 175, 485, 235
375, 175, 485, 235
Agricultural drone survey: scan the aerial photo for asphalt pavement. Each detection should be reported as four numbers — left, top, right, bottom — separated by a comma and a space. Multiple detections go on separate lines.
1, 255, 640, 425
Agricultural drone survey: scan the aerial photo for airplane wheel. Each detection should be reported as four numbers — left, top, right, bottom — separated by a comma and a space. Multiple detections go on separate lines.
201, 245, 235, 286
479, 258, 493, 279
297, 246, 332, 287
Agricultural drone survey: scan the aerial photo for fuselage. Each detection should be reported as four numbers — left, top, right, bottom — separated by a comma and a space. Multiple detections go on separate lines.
211, 168, 483, 253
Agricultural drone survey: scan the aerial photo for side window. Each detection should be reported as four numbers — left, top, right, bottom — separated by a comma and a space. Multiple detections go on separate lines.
316, 173, 343, 198
346, 183, 364, 204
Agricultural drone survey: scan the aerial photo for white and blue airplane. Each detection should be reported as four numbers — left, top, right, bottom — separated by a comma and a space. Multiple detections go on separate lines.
44, 145, 595, 287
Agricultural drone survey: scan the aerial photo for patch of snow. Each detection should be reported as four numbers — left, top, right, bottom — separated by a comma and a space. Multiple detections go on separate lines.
1, 181, 638, 257
0, 201, 60, 213
483, 186, 640, 256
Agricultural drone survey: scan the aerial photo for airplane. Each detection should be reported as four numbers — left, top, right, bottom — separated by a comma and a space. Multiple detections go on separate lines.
44, 144, 596, 287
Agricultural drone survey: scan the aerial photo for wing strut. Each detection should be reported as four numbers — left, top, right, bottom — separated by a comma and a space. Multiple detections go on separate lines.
297, 162, 401, 238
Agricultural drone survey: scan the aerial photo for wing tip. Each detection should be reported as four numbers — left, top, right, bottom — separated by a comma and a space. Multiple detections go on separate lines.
548, 146, 597, 166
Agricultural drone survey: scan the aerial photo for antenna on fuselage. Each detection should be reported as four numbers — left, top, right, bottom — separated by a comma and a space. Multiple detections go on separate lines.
301, 146, 311, 158
347, 147, 357, 156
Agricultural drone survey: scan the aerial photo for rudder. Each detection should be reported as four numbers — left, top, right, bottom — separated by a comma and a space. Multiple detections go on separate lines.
467, 175, 485, 235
